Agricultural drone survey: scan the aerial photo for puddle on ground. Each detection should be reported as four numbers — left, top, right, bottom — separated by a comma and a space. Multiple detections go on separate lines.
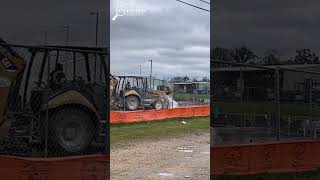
158, 173, 174, 177
177, 146, 195, 150
184, 156, 192, 159
200, 151, 210, 154
177, 146, 195, 153
178, 149, 194, 153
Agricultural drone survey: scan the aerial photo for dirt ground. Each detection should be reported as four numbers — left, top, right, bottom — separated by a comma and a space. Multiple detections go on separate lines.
111, 132, 210, 180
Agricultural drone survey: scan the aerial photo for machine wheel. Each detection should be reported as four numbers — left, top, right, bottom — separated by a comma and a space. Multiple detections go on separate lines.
49, 108, 96, 153
125, 96, 140, 111
153, 100, 163, 110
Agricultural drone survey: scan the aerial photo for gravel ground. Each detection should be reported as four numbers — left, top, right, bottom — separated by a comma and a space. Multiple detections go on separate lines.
111, 132, 210, 180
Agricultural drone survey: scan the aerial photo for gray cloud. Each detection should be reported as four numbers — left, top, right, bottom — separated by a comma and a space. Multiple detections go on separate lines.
213, 0, 320, 58
0, 0, 109, 46
111, 0, 210, 79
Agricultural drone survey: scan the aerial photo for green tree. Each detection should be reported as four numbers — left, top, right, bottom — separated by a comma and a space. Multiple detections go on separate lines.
294, 49, 319, 64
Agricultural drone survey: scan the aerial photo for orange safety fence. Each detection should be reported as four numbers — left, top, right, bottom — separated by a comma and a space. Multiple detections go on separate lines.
211, 139, 320, 176
110, 105, 210, 124
0, 154, 110, 180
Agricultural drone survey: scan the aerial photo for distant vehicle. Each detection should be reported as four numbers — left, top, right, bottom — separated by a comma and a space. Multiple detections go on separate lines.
110, 75, 173, 111
197, 89, 208, 94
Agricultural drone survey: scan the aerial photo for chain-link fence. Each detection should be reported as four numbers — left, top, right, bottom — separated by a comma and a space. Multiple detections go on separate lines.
0, 41, 109, 157
110, 74, 209, 111
168, 81, 210, 107
145, 77, 169, 90
111, 76, 175, 111
149, 78, 210, 107
211, 59, 320, 145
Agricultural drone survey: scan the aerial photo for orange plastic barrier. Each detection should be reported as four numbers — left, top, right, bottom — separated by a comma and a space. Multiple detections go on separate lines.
0, 154, 110, 180
211, 140, 320, 176
110, 105, 210, 124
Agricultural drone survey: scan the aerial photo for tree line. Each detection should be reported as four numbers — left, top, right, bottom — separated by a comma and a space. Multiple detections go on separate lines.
170, 76, 210, 83
211, 46, 320, 66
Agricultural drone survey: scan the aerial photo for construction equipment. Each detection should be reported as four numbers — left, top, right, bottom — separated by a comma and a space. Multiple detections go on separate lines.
110, 75, 173, 111
0, 38, 109, 157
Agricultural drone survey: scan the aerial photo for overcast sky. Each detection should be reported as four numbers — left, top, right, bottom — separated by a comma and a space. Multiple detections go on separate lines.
213, 0, 320, 59
0, 0, 108, 46
110, 0, 210, 80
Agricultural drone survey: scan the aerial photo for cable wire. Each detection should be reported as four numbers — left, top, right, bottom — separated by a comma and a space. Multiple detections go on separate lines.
199, 0, 210, 5
176, 0, 210, 12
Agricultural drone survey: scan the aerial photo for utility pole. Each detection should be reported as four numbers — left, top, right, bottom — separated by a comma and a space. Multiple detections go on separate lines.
43, 31, 47, 46
89, 12, 99, 46
139, 65, 142, 76
89, 12, 100, 81
153, 74, 157, 90
275, 66, 281, 140
149, 60, 153, 89
62, 24, 70, 46
61, 25, 70, 64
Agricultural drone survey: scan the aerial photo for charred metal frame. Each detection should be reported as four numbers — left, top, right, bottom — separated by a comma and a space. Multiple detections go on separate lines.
0, 42, 110, 156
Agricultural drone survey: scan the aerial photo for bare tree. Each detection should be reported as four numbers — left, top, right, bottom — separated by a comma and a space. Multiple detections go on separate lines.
231, 46, 256, 64
183, 76, 190, 82
263, 49, 281, 65
201, 77, 209, 82
212, 47, 232, 60
211, 47, 233, 67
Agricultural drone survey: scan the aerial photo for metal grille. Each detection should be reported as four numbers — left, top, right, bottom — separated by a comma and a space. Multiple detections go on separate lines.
0, 42, 109, 157
211, 59, 320, 145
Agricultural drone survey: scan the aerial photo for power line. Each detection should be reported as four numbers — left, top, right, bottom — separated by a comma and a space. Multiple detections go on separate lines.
199, 0, 210, 5
176, 0, 210, 12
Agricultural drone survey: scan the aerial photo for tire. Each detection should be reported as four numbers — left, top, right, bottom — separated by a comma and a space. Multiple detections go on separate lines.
125, 96, 140, 111
49, 108, 96, 153
153, 100, 163, 110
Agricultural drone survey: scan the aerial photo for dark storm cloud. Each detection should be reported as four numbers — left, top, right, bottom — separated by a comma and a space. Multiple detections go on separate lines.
111, 0, 210, 79
0, 0, 109, 46
213, 0, 320, 58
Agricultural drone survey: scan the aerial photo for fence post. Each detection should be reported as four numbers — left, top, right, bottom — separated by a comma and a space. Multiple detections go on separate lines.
172, 98, 174, 108
309, 80, 314, 138
123, 96, 126, 111
44, 50, 50, 158
275, 66, 281, 140
240, 66, 244, 126
240, 66, 244, 102
44, 83, 49, 157
288, 116, 291, 136
196, 82, 199, 105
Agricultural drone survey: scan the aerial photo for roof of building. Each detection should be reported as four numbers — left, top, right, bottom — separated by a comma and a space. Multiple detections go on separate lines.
212, 64, 320, 72
173, 82, 194, 85
172, 81, 210, 85
193, 81, 210, 84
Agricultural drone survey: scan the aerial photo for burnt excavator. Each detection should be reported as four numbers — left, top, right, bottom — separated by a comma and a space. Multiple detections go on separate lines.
0, 38, 109, 157
110, 75, 174, 111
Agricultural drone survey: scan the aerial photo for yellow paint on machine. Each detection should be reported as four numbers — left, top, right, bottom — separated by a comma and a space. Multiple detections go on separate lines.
0, 49, 25, 136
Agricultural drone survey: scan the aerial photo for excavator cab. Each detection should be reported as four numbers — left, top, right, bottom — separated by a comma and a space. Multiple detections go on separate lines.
0, 39, 109, 157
